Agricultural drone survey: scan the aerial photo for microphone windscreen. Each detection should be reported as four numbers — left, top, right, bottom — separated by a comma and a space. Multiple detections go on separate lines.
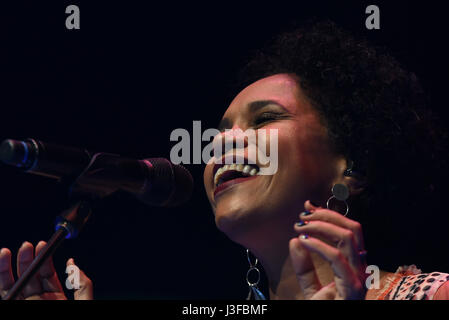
138, 158, 193, 207
169, 163, 194, 206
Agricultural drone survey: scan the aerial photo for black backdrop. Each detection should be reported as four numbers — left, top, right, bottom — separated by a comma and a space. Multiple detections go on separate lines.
0, 1, 448, 299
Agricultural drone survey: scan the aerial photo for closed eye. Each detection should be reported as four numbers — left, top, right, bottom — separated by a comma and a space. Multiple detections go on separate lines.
253, 112, 284, 127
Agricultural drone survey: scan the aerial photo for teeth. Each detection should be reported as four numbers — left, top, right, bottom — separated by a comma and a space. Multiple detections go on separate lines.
214, 164, 259, 186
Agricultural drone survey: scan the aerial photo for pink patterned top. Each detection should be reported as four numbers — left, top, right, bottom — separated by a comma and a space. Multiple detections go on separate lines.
376, 265, 449, 300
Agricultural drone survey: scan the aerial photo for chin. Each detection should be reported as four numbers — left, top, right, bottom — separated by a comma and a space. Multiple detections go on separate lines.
214, 204, 250, 239
213, 199, 273, 245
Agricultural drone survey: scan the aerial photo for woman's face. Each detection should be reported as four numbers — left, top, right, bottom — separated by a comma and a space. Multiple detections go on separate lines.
203, 74, 346, 243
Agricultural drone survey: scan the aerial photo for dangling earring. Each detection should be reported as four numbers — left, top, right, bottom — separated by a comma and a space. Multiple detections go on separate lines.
325, 160, 357, 216
245, 249, 266, 300
326, 183, 350, 216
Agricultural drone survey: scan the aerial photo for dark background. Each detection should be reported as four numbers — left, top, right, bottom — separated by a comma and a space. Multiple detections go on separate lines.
0, 1, 448, 299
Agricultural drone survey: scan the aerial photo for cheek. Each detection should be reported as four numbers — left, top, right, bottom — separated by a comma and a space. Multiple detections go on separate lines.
275, 124, 335, 187
265, 123, 308, 165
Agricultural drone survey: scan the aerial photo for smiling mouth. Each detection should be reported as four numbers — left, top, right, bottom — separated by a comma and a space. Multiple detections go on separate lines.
213, 163, 260, 198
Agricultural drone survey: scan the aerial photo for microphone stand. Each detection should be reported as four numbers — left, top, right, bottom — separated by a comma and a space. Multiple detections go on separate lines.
2, 153, 138, 300
3, 200, 92, 300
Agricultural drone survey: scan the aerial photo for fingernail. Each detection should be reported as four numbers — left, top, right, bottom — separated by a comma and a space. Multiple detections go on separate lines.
310, 201, 320, 207
300, 210, 312, 217
299, 234, 309, 240
295, 221, 308, 227
20, 241, 29, 248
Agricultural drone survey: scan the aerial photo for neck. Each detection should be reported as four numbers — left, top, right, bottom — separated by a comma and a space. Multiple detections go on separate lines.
247, 231, 335, 300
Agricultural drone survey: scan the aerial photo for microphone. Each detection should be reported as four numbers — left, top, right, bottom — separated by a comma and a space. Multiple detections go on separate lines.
0, 138, 193, 207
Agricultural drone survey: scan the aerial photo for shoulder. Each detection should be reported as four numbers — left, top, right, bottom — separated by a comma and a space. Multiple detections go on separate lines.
433, 279, 449, 300
385, 272, 449, 300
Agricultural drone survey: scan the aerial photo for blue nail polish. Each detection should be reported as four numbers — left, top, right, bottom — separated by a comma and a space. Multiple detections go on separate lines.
300, 210, 312, 217
295, 221, 307, 227
299, 234, 309, 240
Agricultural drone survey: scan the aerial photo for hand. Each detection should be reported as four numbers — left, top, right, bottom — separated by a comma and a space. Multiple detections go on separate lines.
0, 241, 93, 300
289, 200, 368, 300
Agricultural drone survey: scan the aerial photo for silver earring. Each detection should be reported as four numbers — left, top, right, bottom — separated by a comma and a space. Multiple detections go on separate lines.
343, 160, 355, 177
326, 183, 350, 216
245, 249, 266, 300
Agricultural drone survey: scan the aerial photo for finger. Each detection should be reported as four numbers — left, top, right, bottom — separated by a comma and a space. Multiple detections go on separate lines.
17, 241, 43, 298
298, 236, 364, 299
311, 282, 337, 300
35, 241, 64, 293
302, 200, 365, 250
67, 258, 93, 300
305, 200, 322, 210
294, 220, 362, 273
289, 237, 321, 299
0, 248, 15, 297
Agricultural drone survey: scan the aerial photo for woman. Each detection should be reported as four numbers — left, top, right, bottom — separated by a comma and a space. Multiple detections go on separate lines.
206, 20, 449, 300
1, 21, 448, 300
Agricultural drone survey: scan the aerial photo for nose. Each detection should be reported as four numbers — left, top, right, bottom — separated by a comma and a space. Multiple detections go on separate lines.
217, 125, 249, 151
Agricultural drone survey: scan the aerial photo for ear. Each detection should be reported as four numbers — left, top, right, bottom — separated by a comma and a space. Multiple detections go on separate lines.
343, 173, 366, 197
335, 157, 367, 197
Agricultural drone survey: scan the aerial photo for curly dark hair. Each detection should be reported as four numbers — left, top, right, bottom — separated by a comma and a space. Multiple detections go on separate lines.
236, 20, 449, 271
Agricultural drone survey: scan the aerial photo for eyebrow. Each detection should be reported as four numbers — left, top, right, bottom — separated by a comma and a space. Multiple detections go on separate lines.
248, 100, 288, 113
217, 100, 288, 131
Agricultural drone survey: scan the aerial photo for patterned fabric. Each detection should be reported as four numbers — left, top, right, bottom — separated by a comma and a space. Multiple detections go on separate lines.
376, 265, 449, 300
